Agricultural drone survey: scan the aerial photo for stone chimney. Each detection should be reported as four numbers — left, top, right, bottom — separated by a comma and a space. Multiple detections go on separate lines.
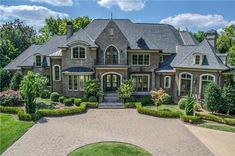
66, 21, 73, 39
206, 29, 218, 48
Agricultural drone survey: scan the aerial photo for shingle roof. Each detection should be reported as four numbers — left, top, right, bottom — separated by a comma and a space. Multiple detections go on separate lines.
155, 54, 176, 73
171, 39, 229, 70
179, 31, 199, 45
49, 50, 62, 57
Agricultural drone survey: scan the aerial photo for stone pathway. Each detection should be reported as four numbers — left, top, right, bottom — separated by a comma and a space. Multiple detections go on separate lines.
3, 109, 213, 156
185, 124, 235, 156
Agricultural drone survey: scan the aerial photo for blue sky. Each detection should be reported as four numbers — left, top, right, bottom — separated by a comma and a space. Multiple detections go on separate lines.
1, 0, 235, 32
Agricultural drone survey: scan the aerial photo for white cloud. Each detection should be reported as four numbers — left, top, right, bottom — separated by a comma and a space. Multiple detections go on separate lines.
30, 0, 74, 6
0, 5, 69, 30
160, 13, 230, 30
97, 0, 145, 11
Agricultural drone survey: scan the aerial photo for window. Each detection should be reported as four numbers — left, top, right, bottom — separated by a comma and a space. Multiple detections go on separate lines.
35, 55, 42, 66
200, 74, 215, 99
79, 75, 90, 91
74, 76, 78, 91
69, 75, 73, 90
46, 75, 51, 86
105, 46, 118, 64
68, 75, 89, 91
180, 73, 192, 96
160, 55, 164, 63
195, 55, 201, 65
164, 76, 171, 88
72, 46, 86, 59
131, 75, 149, 92
53, 65, 61, 81
132, 54, 150, 65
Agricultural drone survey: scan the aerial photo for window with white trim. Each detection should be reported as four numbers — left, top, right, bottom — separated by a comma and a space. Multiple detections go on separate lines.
68, 75, 90, 91
195, 55, 201, 65
180, 73, 192, 96
132, 54, 149, 65
53, 65, 61, 81
164, 76, 171, 88
200, 75, 215, 99
160, 55, 164, 63
72, 46, 86, 59
79, 75, 90, 91
35, 55, 42, 66
131, 75, 149, 92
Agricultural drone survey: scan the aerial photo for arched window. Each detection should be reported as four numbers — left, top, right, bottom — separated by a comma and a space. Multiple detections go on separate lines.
35, 55, 42, 67
105, 46, 118, 64
164, 76, 171, 88
195, 55, 201, 64
179, 73, 192, 96
200, 74, 215, 99
71, 46, 86, 59
53, 65, 61, 81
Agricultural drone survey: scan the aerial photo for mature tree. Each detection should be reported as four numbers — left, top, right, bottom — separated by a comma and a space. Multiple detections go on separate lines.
0, 19, 36, 67
205, 82, 222, 113
222, 85, 235, 115
0, 68, 11, 91
216, 24, 235, 53
228, 44, 235, 67
193, 31, 207, 42
10, 71, 23, 90
20, 72, 48, 113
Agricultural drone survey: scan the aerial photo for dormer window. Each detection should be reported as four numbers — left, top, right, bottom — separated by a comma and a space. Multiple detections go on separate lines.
160, 55, 164, 63
35, 55, 42, 67
194, 54, 202, 65
71, 46, 86, 59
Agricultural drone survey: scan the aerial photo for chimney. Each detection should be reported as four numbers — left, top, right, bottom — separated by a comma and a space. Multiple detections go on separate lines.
206, 29, 218, 48
67, 21, 73, 39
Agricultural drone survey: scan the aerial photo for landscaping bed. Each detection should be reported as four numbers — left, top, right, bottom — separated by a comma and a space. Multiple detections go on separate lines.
68, 142, 152, 156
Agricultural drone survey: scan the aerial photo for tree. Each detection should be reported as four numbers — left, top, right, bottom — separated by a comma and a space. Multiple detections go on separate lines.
10, 71, 23, 90
0, 19, 36, 67
20, 72, 48, 113
0, 68, 11, 91
150, 88, 165, 108
185, 94, 195, 116
84, 79, 103, 99
193, 31, 207, 42
228, 44, 235, 67
222, 85, 235, 115
205, 82, 222, 113
118, 80, 134, 102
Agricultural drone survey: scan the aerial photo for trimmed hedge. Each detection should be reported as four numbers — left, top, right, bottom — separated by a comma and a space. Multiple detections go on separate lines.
124, 102, 141, 108
17, 111, 32, 121
50, 92, 60, 102
180, 114, 201, 123
88, 96, 97, 102
0, 106, 22, 114
64, 98, 73, 106
178, 98, 187, 110
82, 102, 99, 108
74, 98, 82, 106
59, 96, 67, 103
136, 104, 181, 118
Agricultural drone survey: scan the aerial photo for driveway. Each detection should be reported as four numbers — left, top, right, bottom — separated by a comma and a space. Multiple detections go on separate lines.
3, 109, 213, 156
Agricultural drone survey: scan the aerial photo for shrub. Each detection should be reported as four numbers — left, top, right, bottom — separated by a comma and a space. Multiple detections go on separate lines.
194, 102, 202, 111
88, 96, 97, 102
39, 89, 50, 99
0, 90, 23, 106
222, 85, 235, 115
0, 106, 22, 114
82, 102, 99, 108
185, 94, 195, 116
178, 98, 187, 110
64, 98, 73, 106
84, 79, 103, 99
50, 92, 60, 102
59, 96, 67, 103
0, 68, 11, 91
180, 114, 201, 123
17, 111, 32, 121
10, 71, 23, 90
205, 82, 222, 113
125, 102, 141, 108
151, 88, 165, 107
118, 80, 134, 102
224, 118, 235, 125
126, 96, 136, 102
161, 93, 172, 104
141, 96, 154, 106
195, 112, 225, 123
74, 98, 82, 106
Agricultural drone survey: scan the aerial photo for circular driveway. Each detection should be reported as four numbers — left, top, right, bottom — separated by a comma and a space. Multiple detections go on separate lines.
3, 109, 213, 156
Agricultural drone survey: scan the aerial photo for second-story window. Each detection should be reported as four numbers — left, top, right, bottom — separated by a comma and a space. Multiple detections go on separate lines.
160, 55, 164, 63
35, 55, 42, 66
132, 54, 149, 65
195, 55, 201, 65
72, 46, 86, 59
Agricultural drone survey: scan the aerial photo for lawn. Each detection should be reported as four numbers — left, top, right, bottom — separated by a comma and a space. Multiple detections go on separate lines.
197, 121, 235, 133
0, 113, 34, 154
145, 104, 181, 112
68, 142, 152, 156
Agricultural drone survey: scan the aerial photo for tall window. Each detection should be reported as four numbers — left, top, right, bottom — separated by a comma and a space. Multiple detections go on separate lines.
132, 54, 149, 65
53, 65, 61, 81
105, 46, 118, 64
131, 75, 149, 92
200, 74, 215, 99
35, 55, 42, 66
79, 75, 90, 91
164, 76, 171, 88
180, 73, 192, 96
69, 75, 73, 90
68, 75, 90, 91
160, 55, 164, 63
72, 46, 86, 59
195, 55, 201, 65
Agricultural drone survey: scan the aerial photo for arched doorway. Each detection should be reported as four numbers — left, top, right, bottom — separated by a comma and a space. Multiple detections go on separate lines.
105, 45, 118, 64
102, 72, 121, 92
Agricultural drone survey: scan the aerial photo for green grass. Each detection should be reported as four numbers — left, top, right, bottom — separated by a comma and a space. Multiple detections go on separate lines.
145, 104, 181, 112
197, 121, 235, 133
68, 142, 152, 156
0, 113, 34, 154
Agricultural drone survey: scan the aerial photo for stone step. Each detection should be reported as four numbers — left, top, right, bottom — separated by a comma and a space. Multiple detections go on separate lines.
99, 102, 124, 109
104, 94, 119, 97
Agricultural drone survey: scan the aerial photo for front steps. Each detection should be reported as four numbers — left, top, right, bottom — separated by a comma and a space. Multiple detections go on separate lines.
99, 93, 124, 109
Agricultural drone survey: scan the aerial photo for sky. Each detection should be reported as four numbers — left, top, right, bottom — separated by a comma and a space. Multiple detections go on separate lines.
1, 0, 235, 32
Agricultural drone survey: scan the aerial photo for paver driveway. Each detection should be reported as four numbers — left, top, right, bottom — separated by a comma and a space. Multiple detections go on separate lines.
3, 109, 213, 156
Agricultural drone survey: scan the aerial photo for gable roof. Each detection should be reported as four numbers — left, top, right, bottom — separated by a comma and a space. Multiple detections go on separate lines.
179, 31, 199, 45
171, 39, 229, 70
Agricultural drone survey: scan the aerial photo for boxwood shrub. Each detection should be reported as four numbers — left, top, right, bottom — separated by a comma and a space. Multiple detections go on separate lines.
17, 111, 32, 121
50, 92, 60, 102
141, 96, 154, 106
82, 102, 99, 108
180, 114, 201, 123
40, 89, 50, 99
64, 98, 73, 106
178, 98, 187, 110
88, 96, 97, 102
124, 102, 141, 108
0, 106, 22, 114
59, 96, 67, 103
74, 98, 82, 106
195, 112, 225, 123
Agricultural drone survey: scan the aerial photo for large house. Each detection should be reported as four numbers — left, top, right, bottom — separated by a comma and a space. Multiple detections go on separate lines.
5, 19, 233, 102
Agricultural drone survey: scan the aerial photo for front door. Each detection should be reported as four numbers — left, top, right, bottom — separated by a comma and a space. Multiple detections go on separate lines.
104, 74, 120, 92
